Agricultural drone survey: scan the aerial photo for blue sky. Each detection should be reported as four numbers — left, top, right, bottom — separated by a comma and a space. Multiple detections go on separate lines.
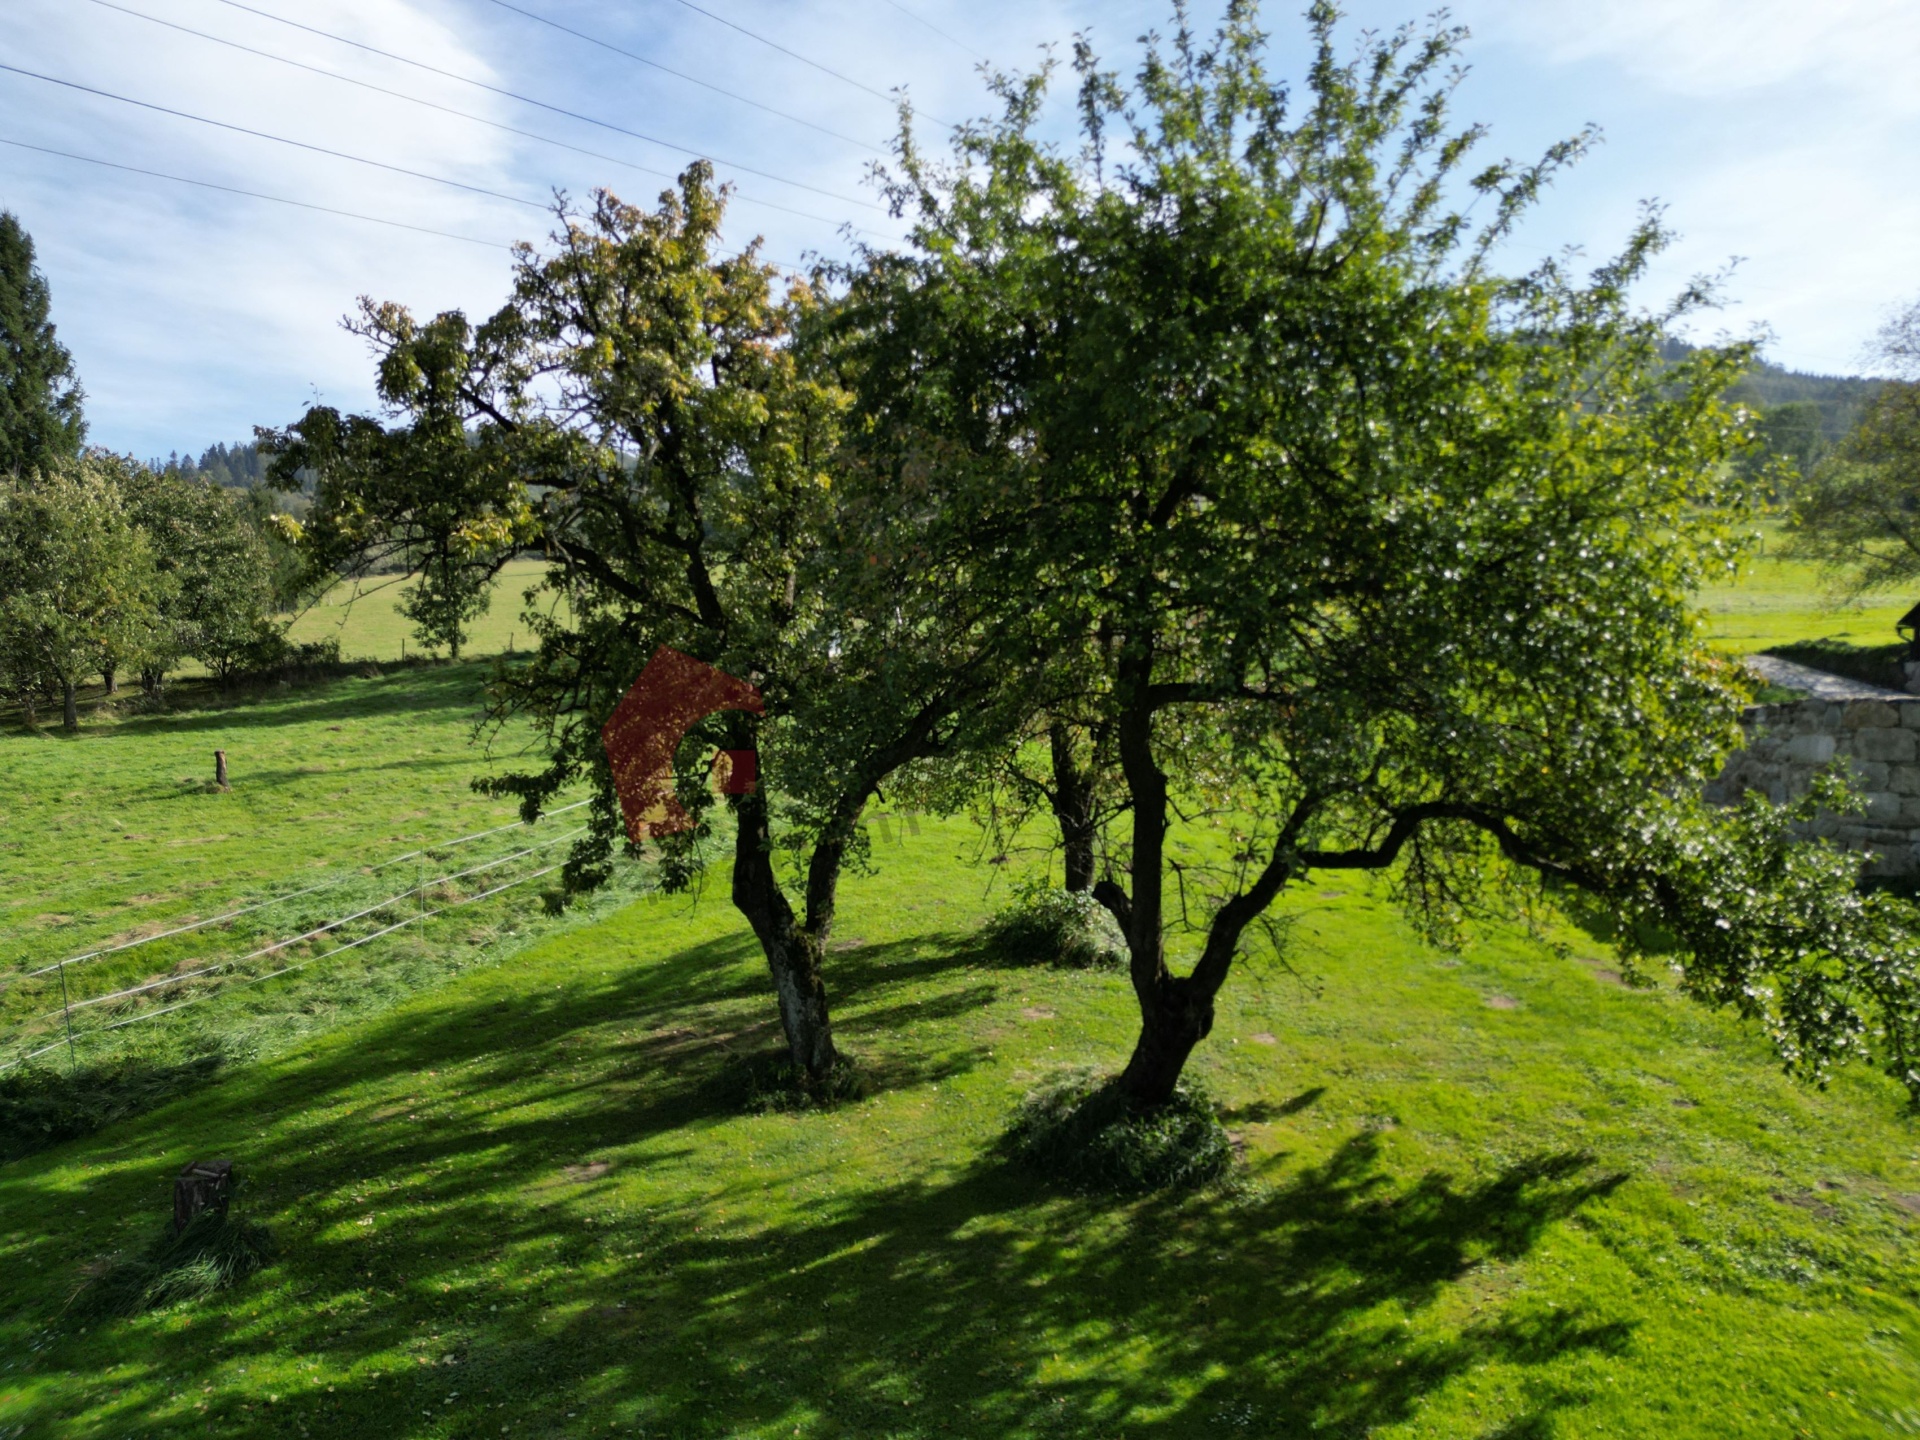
1, 0, 1915, 460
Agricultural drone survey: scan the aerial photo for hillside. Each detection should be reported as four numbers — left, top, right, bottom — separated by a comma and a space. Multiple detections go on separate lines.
4, 644, 1920, 1436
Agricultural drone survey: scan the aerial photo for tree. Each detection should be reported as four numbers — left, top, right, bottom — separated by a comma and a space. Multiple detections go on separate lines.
267, 169, 1012, 1081
849, 3, 1920, 1107
0, 463, 156, 729
0, 213, 85, 476
1788, 297, 1920, 597
262, 317, 533, 661
111, 457, 279, 691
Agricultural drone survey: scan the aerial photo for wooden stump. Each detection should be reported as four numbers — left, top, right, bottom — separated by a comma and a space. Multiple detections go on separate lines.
214, 750, 229, 790
174, 1158, 234, 1232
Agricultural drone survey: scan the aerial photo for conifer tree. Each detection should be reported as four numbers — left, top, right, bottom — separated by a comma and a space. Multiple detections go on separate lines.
0, 212, 85, 476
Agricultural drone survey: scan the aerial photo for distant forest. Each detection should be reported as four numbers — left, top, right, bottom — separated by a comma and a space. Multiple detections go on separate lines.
151, 440, 268, 489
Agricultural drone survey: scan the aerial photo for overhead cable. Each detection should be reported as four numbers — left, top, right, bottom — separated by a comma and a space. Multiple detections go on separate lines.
0, 137, 510, 249
0, 859, 569, 1069
205, 0, 888, 212
51, 829, 585, 1017
875, 0, 989, 64
477, 0, 882, 153
96, 861, 567, 1035
82, 0, 887, 233
0, 62, 550, 211
662, 0, 950, 125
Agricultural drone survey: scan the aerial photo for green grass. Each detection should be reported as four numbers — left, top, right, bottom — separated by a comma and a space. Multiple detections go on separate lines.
3, 676, 1920, 1435
6, 574, 1920, 1436
1701, 530, 1914, 654
283, 559, 552, 664
0, 658, 612, 1077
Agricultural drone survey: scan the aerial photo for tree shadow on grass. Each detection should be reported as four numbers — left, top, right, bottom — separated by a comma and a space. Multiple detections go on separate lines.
10, 923, 1630, 1438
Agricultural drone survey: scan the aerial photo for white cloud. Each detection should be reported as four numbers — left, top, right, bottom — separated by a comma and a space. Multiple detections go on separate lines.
1477, 0, 1920, 110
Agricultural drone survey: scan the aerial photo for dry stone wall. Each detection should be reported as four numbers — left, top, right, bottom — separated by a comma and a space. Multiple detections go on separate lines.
1706, 696, 1920, 877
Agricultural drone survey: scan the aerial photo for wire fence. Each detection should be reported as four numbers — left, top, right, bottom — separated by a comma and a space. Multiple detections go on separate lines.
0, 801, 595, 1074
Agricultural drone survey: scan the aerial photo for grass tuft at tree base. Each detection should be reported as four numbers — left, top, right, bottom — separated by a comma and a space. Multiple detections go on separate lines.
70, 1210, 275, 1321
736, 1050, 870, 1113
981, 880, 1126, 970
1002, 1067, 1235, 1194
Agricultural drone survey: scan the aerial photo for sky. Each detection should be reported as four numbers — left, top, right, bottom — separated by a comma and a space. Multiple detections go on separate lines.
0, 0, 1915, 461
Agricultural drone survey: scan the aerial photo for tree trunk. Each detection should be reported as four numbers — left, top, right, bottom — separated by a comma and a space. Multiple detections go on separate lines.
1049, 720, 1097, 893
1117, 973, 1216, 1107
142, 668, 166, 698
61, 679, 77, 732
21, 694, 35, 727
102, 665, 116, 695
730, 790, 839, 1077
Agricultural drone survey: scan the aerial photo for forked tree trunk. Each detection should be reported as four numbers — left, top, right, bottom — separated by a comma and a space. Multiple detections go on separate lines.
61, 679, 78, 732
729, 789, 839, 1077
1049, 720, 1098, 893
1118, 974, 1216, 1107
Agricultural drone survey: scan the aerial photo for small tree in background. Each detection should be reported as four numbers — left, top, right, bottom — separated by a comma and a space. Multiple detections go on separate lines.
0, 213, 85, 477
0, 464, 156, 729
1789, 297, 1920, 599
110, 457, 279, 692
261, 315, 533, 661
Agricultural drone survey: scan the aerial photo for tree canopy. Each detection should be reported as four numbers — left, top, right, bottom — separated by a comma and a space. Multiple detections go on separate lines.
838, 1, 1920, 1106
1788, 297, 1920, 598
0, 212, 85, 476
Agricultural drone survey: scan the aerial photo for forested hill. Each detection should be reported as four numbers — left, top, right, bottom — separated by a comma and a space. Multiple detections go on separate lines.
1728, 360, 1883, 447
150, 440, 268, 489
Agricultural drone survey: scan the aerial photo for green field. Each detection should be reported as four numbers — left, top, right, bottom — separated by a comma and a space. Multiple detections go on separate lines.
5, 556, 1920, 1437
1701, 529, 1913, 653
282, 559, 553, 665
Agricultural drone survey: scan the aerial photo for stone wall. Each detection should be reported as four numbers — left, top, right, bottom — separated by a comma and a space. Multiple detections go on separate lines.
1706, 697, 1920, 876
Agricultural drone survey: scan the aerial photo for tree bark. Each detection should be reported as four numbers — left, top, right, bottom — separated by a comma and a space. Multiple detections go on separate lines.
61, 679, 77, 732
102, 665, 116, 695
729, 789, 839, 1077
1118, 973, 1215, 1107
1049, 720, 1097, 893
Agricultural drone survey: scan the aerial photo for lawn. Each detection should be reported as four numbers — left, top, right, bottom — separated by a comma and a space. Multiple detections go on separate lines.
4, 664, 1920, 1436
1701, 529, 1914, 654
283, 559, 554, 665
9, 544, 1920, 1438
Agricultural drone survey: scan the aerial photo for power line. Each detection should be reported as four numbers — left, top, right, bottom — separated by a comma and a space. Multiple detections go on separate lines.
82, 0, 888, 235
0, 137, 510, 249
205, 0, 888, 213
875, 0, 988, 64
98, 860, 567, 1036
663, 0, 948, 125
0, 62, 550, 212
478, 0, 883, 153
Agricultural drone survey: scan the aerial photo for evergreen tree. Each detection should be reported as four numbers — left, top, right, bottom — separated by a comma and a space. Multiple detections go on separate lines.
0, 212, 85, 475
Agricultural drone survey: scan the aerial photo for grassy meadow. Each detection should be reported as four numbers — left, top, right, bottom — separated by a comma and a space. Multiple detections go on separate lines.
2, 536, 1919, 1437
1700, 527, 1912, 654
